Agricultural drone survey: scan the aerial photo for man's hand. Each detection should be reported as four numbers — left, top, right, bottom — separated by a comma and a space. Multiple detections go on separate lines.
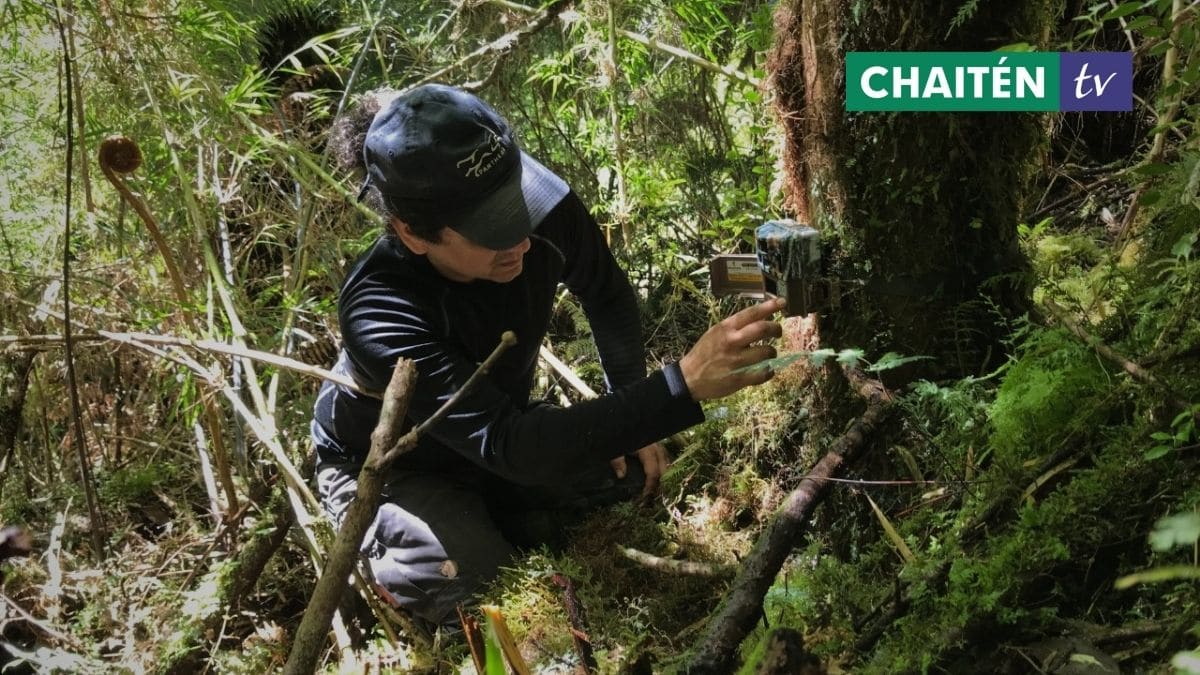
678, 296, 785, 401
610, 442, 671, 499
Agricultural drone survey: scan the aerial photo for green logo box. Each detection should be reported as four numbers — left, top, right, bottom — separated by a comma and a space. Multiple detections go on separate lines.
846, 52, 1060, 111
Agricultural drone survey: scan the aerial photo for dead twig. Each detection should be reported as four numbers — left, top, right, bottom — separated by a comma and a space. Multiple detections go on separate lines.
54, 3, 106, 559
1043, 298, 1196, 418
618, 546, 736, 578
283, 332, 517, 675
552, 573, 598, 673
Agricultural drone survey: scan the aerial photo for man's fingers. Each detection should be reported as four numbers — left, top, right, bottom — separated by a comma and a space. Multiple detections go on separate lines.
641, 472, 661, 499
733, 319, 783, 346
739, 344, 777, 367
610, 456, 627, 479
725, 296, 786, 330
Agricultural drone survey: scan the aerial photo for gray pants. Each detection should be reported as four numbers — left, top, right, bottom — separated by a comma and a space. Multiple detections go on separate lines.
316, 461, 644, 625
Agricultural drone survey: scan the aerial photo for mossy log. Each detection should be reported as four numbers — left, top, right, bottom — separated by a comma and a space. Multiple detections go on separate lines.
156, 487, 294, 675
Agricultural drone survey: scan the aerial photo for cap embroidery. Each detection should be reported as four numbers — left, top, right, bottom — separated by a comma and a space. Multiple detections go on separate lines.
456, 130, 506, 178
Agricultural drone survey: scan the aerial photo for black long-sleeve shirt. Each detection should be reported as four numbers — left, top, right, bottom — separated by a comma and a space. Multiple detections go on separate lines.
311, 191, 704, 485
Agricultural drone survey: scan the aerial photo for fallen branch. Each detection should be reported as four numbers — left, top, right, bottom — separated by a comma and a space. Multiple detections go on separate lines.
2, 331, 371, 397
551, 573, 598, 673
687, 385, 890, 674
1043, 298, 1196, 418
157, 487, 294, 675
618, 546, 736, 578
283, 332, 517, 675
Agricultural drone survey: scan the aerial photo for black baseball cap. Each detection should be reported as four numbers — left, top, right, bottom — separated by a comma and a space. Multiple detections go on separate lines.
361, 84, 569, 250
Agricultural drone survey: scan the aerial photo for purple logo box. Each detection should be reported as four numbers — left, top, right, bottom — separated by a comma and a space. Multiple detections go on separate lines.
1059, 52, 1133, 111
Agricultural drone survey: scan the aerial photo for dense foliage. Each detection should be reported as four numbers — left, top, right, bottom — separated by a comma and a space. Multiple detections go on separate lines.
0, 0, 1197, 673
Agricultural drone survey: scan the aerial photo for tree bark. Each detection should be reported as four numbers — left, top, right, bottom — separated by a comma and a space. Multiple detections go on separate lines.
768, 0, 1054, 380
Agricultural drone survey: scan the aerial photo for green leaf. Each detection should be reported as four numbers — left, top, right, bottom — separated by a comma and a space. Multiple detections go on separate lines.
837, 348, 865, 368
1172, 650, 1200, 674
1101, 2, 1145, 21
995, 42, 1035, 52
1150, 431, 1173, 441
1114, 564, 1200, 589
1133, 162, 1173, 176
1124, 15, 1157, 31
731, 351, 808, 375
1148, 512, 1200, 551
1143, 445, 1171, 460
867, 353, 934, 373
1171, 231, 1197, 259
807, 348, 837, 368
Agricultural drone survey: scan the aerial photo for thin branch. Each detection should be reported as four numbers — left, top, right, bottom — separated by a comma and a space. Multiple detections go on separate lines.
54, 0, 106, 559
377, 330, 518, 467
618, 546, 736, 578
406, 0, 572, 93
1044, 298, 1196, 418
551, 573, 598, 673
0, 591, 83, 650
2, 331, 371, 397
482, 0, 763, 87
285, 331, 517, 674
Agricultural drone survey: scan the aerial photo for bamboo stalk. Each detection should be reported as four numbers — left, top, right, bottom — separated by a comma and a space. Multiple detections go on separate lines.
3, 332, 372, 397
606, 0, 630, 246
54, 0, 107, 560
538, 345, 598, 399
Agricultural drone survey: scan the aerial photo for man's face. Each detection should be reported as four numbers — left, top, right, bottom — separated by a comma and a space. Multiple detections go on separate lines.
395, 219, 530, 284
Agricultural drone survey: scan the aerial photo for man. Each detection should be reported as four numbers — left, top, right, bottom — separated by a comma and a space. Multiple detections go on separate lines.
311, 83, 783, 627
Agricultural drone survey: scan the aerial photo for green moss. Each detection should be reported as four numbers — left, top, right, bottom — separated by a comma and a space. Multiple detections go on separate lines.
988, 327, 1112, 463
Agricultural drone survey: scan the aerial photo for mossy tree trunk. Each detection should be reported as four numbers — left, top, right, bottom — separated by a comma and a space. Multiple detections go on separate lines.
768, 0, 1057, 379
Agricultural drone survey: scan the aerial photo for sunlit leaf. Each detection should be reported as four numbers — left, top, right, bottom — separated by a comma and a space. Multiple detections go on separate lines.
867, 352, 933, 373
1114, 564, 1200, 589
1148, 512, 1200, 551
1101, 2, 1144, 21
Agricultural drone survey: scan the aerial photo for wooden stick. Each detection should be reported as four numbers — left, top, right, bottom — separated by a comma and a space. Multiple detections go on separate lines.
284, 332, 517, 675
552, 573, 598, 673
618, 546, 736, 578
2, 331, 371, 397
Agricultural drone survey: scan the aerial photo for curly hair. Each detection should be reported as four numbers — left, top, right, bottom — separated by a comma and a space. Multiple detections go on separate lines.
328, 88, 445, 243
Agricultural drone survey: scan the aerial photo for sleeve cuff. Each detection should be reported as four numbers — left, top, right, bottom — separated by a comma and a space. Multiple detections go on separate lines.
663, 360, 694, 400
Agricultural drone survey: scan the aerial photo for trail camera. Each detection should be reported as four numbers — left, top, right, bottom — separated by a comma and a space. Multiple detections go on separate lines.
709, 219, 836, 316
